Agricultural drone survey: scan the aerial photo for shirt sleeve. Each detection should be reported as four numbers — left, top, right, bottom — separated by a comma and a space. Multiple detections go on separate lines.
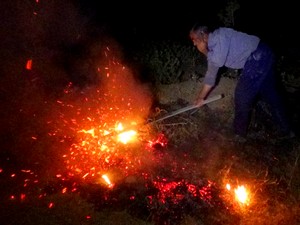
203, 61, 219, 86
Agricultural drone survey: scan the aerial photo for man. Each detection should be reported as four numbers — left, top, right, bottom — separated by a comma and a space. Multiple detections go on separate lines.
190, 24, 294, 140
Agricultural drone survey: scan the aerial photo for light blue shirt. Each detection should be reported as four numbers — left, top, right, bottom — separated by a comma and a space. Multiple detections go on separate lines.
204, 27, 260, 85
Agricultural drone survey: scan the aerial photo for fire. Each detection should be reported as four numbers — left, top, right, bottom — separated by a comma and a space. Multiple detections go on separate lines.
79, 128, 95, 137
226, 183, 250, 206
113, 122, 138, 144
117, 130, 137, 144
226, 183, 231, 190
234, 185, 249, 205
47, 49, 154, 183
102, 174, 113, 188
115, 122, 124, 131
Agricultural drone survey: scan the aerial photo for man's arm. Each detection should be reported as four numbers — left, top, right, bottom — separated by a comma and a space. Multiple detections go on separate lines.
195, 60, 220, 106
195, 84, 214, 106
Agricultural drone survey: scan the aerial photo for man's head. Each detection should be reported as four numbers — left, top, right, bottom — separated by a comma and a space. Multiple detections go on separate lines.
189, 24, 209, 56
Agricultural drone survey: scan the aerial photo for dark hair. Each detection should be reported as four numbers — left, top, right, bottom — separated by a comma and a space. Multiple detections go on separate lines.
191, 24, 208, 33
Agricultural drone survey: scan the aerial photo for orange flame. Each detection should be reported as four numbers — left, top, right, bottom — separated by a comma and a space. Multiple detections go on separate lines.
102, 174, 113, 188
234, 185, 249, 205
226, 183, 250, 206
117, 130, 137, 144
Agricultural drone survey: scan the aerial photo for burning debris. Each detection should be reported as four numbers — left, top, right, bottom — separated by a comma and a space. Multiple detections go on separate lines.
1, 42, 298, 225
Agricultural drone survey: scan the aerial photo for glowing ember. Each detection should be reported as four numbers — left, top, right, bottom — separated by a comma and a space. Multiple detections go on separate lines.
115, 122, 124, 131
48, 202, 54, 208
26, 59, 32, 70
226, 183, 231, 190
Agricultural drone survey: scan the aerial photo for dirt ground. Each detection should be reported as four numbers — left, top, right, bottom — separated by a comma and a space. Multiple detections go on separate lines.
149, 77, 300, 224
156, 76, 235, 109
1, 75, 299, 225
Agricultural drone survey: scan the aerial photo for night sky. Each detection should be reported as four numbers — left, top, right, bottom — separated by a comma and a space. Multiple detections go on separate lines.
1, 0, 299, 80
1, 0, 298, 53
76, 0, 299, 45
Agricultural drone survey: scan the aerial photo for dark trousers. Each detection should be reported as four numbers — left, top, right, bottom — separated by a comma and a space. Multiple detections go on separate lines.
233, 42, 290, 136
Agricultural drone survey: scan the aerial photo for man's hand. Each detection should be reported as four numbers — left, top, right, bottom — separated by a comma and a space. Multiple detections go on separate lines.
194, 98, 205, 107
195, 84, 213, 107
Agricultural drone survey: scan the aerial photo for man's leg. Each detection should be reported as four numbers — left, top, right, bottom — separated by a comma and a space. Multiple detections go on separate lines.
233, 42, 273, 137
233, 75, 257, 136
260, 72, 292, 135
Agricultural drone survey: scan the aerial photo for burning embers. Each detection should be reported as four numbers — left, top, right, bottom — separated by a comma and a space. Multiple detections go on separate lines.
2, 47, 253, 224
47, 48, 155, 184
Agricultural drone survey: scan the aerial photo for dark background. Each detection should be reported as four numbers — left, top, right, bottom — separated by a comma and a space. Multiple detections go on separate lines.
1, 0, 299, 57
76, 0, 299, 46
0, 0, 299, 88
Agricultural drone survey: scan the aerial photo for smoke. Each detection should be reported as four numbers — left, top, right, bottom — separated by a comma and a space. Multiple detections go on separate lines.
0, 0, 154, 171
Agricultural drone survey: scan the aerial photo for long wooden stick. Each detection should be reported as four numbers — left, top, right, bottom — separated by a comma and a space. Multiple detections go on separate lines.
149, 94, 224, 124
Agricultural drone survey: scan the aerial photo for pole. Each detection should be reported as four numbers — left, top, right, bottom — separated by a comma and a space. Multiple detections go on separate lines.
148, 94, 224, 124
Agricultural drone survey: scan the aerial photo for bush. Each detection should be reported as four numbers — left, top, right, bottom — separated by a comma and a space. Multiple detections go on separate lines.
131, 40, 206, 85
